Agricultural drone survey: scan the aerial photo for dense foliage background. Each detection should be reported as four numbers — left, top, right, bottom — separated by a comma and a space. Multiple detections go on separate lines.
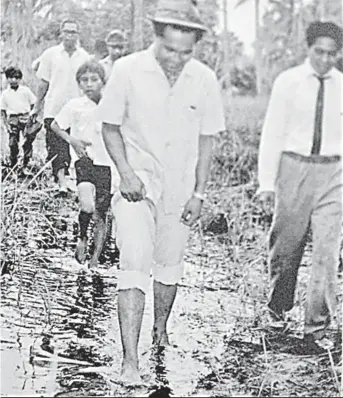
1, 0, 342, 94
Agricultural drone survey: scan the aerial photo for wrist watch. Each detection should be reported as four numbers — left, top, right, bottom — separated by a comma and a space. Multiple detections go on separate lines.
193, 191, 206, 201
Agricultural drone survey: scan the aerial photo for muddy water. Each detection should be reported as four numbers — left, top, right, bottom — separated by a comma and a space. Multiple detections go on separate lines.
1, 196, 251, 397
3, 174, 340, 397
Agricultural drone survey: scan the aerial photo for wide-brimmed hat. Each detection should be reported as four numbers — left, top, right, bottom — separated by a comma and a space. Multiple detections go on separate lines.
150, 0, 207, 32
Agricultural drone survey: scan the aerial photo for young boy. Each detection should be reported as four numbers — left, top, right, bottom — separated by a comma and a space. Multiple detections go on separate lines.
1, 66, 37, 168
51, 61, 113, 269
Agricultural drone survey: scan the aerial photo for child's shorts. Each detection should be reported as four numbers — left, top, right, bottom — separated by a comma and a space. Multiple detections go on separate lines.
75, 156, 112, 213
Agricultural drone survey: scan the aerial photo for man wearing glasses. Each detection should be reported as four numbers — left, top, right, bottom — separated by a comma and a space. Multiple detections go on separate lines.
99, 30, 126, 81
31, 19, 90, 196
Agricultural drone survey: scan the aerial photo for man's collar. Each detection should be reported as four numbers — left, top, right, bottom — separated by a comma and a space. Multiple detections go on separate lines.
303, 58, 334, 78
58, 41, 81, 53
81, 95, 99, 106
9, 85, 21, 91
103, 55, 113, 64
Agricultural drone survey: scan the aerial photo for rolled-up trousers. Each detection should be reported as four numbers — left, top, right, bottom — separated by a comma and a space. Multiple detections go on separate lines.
268, 151, 342, 339
112, 196, 191, 295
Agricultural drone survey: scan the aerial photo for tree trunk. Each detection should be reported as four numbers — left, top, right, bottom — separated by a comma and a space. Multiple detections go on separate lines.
297, 0, 304, 58
130, 0, 144, 52
318, 0, 325, 20
255, 0, 262, 95
222, 0, 231, 100
10, 2, 19, 66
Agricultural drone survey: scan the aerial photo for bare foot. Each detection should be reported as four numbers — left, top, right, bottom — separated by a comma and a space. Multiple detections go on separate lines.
152, 328, 170, 347
75, 238, 88, 264
121, 360, 142, 386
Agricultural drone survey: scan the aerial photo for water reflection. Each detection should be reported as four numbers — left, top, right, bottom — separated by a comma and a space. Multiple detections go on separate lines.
148, 347, 173, 397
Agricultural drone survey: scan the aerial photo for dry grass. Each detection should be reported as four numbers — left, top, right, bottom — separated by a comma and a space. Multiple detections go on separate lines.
1, 95, 342, 397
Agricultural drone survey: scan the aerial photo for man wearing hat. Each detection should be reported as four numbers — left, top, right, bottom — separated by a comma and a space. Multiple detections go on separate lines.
99, 30, 125, 81
99, 0, 225, 384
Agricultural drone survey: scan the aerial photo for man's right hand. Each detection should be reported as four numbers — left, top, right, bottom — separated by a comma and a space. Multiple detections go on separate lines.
259, 191, 275, 215
120, 171, 146, 202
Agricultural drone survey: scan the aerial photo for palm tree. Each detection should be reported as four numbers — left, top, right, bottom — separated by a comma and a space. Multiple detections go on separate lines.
235, 0, 262, 95
222, 0, 232, 100
318, 0, 325, 20
130, 0, 144, 52
2, 0, 54, 71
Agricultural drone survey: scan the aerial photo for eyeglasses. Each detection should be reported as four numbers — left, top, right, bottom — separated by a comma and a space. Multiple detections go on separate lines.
107, 44, 124, 50
62, 30, 79, 35
314, 47, 338, 58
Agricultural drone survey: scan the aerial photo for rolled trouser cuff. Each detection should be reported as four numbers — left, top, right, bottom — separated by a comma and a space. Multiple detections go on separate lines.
117, 270, 150, 294
153, 262, 184, 286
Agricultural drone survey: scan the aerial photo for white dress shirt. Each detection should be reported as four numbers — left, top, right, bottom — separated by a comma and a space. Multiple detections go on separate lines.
98, 45, 225, 213
36, 43, 90, 118
258, 59, 342, 192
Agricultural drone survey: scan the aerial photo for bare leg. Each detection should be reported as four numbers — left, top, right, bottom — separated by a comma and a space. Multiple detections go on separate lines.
89, 210, 107, 269
152, 281, 177, 346
118, 288, 145, 384
75, 182, 95, 264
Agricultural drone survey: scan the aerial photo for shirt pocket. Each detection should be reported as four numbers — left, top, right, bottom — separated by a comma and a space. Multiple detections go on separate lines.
184, 103, 201, 122
180, 100, 202, 142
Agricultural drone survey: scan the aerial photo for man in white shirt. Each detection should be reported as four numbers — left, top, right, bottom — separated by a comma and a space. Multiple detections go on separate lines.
258, 21, 343, 353
31, 19, 90, 196
99, 0, 225, 384
99, 30, 125, 81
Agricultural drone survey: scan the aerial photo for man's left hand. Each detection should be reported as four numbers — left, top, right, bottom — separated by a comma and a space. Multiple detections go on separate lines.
181, 196, 203, 227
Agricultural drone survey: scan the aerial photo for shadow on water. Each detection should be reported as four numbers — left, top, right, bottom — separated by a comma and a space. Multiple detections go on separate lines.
1, 196, 210, 397
1, 193, 120, 396
1, 199, 213, 397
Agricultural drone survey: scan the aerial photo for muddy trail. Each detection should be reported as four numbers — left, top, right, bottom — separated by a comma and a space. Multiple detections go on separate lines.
1, 166, 342, 397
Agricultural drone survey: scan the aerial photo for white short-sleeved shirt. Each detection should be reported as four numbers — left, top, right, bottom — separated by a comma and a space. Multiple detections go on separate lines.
98, 45, 225, 213
36, 43, 90, 118
0, 85, 36, 115
54, 96, 113, 167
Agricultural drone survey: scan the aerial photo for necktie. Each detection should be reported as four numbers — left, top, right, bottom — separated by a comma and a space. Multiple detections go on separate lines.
311, 75, 328, 155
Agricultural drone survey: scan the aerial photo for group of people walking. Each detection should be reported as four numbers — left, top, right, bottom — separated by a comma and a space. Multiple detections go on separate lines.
1, 0, 342, 386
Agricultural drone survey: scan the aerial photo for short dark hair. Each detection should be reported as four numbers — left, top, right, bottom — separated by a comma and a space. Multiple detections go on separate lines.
153, 21, 204, 43
60, 19, 80, 32
94, 39, 108, 57
5, 66, 23, 79
76, 61, 106, 84
306, 21, 343, 49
